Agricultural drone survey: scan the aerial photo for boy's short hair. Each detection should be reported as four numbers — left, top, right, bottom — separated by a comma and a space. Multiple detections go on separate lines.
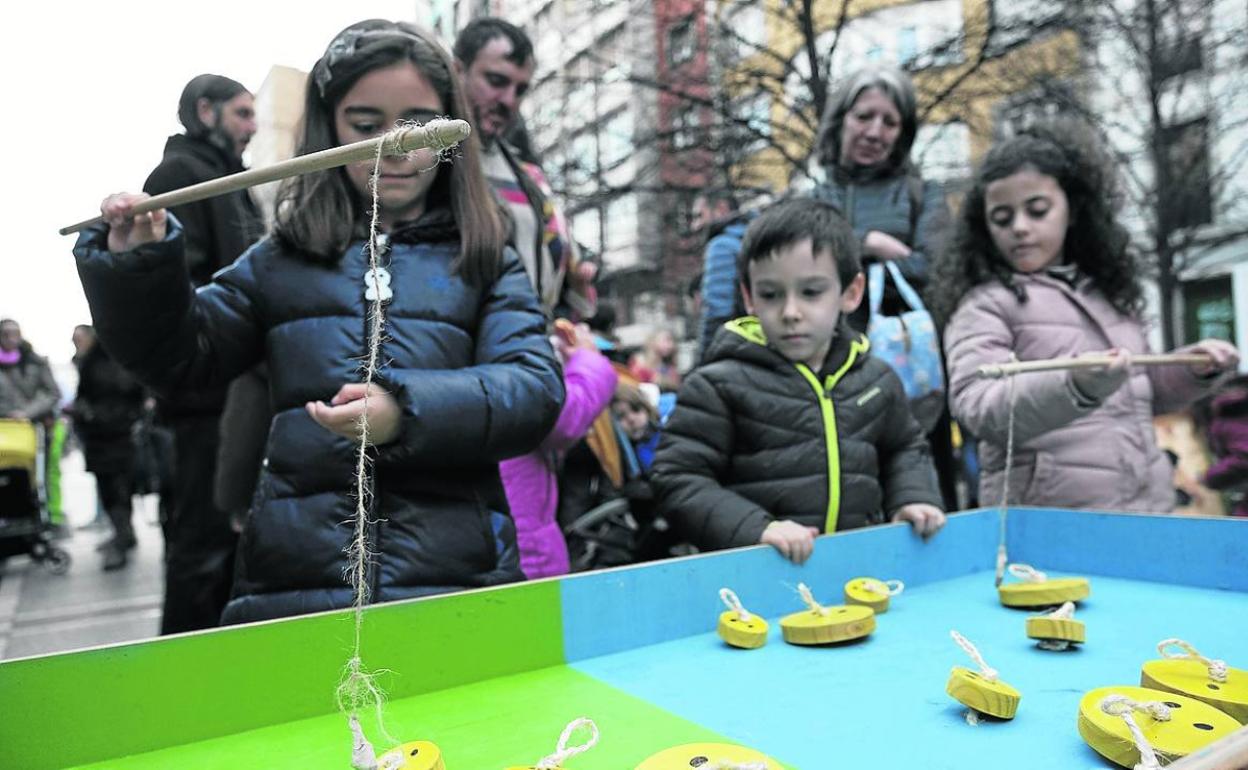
736, 198, 861, 288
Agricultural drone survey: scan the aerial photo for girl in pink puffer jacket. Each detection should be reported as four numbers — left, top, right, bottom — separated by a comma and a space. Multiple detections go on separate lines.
929, 121, 1238, 512
500, 323, 618, 578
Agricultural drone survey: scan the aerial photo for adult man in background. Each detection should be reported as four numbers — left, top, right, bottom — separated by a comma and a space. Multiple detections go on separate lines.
454, 18, 595, 320
693, 191, 754, 364
143, 74, 265, 633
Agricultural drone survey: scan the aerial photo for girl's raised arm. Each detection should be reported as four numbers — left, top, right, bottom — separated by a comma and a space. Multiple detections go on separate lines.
73, 200, 265, 397
945, 291, 1098, 446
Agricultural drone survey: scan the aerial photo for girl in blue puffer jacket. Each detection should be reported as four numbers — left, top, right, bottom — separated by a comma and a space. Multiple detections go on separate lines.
73, 20, 564, 624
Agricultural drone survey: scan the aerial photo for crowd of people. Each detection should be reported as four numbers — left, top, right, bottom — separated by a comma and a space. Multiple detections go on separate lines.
2, 16, 1245, 633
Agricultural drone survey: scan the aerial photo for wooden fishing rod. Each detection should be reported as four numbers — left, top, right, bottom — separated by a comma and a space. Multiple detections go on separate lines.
59, 119, 471, 236
1166, 723, 1248, 770
977, 353, 1212, 379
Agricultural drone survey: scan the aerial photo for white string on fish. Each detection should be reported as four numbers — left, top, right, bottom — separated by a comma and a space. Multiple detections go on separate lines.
995, 354, 1019, 588
1100, 695, 1171, 770
534, 718, 600, 769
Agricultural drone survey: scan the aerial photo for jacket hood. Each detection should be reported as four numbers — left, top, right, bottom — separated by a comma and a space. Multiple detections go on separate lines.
390, 206, 460, 244
350, 206, 460, 245
705, 316, 870, 376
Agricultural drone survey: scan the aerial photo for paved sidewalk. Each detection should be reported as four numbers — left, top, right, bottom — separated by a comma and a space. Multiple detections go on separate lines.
0, 450, 164, 660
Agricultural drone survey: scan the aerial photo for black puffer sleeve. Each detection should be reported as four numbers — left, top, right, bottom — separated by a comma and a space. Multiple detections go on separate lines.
73, 219, 265, 396
652, 369, 772, 550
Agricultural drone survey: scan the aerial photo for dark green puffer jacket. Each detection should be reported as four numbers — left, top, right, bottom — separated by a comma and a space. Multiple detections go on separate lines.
652, 317, 941, 551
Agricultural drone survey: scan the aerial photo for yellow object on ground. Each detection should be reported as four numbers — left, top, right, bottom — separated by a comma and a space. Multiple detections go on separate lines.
635, 742, 782, 769
946, 666, 1021, 719
998, 577, 1090, 608
1078, 686, 1240, 768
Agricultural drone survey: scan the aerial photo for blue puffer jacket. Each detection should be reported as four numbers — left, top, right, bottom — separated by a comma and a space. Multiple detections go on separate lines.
74, 215, 565, 624
697, 216, 752, 364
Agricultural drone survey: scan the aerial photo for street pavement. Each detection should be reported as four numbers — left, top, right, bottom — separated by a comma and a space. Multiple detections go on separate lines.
0, 449, 164, 660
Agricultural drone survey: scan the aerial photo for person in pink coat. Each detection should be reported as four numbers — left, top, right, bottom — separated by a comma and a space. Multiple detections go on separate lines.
501, 322, 618, 578
1202, 376, 1248, 516
929, 121, 1238, 512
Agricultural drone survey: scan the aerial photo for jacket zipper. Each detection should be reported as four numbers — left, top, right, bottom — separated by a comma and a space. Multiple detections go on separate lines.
795, 337, 867, 533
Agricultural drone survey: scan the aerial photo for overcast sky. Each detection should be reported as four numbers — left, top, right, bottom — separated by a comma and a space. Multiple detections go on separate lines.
1, 0, 420, 363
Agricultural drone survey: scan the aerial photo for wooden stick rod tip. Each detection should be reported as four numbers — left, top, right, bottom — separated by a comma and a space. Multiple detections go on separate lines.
388, 119, 471, 155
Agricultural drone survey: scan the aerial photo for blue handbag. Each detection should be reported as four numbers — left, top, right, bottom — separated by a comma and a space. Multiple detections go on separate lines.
866, 261, 945, 432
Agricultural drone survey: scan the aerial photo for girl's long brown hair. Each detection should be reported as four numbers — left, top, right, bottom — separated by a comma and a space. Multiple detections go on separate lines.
272, 19, 506, 285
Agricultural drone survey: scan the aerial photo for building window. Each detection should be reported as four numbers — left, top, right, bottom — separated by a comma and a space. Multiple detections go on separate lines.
668, 19, 695, 66
530, 95, 560, 140
603, 62, 628, 84
990, 0, 1064, 53
545, 149, 566, 191
1155, 0, 1208, 82
599, 24, 631, 84
734, 91, 772, 152
566, 77, 595, 120
819, 0, 965, 76
1182, 276, 1235, 346
898, 27, 918, 65
728, 2, 766, 58
1156, 35, 1203, 81
1161, 118, 1213, 231
912, 121, 971, 184
535, 6, 560, 70
567, 131, 599, 193
600, 109, 634, 169
993, 81, 1078, 139
604, 195, 639, 256
672, 105, 700, 151
573, 207, 602, 255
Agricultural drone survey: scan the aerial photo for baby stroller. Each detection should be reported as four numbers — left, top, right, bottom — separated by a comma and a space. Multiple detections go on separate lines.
559, 391, 689, 571
0, 419, 71, 574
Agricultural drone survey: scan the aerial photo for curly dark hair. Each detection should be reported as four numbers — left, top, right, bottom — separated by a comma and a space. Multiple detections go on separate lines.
927, 119, 1144, 327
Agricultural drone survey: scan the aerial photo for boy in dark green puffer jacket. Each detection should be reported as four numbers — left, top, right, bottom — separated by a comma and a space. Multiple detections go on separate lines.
653, 199, 944, 564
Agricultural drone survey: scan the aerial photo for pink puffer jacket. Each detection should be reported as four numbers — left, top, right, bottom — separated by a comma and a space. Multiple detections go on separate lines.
500, 348, 618, 578
946, 272, 1211, 513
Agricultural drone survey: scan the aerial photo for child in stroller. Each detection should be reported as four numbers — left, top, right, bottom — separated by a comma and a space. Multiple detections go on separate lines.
557, 374, 687, 571
0, 419, 71, 573
612, 382, 665, 472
